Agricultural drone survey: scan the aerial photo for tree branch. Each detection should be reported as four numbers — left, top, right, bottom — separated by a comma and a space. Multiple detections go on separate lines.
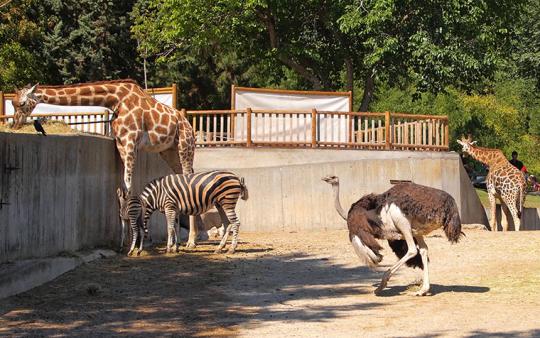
255, 8, 323, 89
0, 0, 13, 9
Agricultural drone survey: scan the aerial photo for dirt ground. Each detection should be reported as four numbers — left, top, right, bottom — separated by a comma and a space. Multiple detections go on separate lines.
1, 228, 540, 337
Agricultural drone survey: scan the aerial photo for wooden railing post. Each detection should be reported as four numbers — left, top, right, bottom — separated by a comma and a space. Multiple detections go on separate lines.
311, 108, 317, 147
103, 109, 110, 136
0, 91, 4, 124
385, 111, 391, 150
246, 108, 252, 147
172, 84, 178, 109
444, 122, 449, 149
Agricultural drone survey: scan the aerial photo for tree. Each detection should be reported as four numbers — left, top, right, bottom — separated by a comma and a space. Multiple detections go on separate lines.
0, 0, 45, 91
132, 0, 524, 110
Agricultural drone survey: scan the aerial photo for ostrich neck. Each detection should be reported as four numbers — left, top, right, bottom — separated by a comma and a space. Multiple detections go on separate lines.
332, 183, 348, 221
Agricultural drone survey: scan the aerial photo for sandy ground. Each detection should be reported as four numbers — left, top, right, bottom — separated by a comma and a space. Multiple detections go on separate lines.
1, 229, 540, 337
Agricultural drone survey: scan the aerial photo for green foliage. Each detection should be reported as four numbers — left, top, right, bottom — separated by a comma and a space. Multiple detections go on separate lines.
0, 1, 45, 90
372, 76, 540, 174
0, 0, 141, 91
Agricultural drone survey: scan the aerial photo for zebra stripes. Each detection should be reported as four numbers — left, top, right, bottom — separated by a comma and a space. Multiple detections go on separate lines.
118, 170, 248, 256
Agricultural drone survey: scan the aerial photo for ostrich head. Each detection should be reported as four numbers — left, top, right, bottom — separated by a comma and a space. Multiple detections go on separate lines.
456, 135, 477, 153
12, 84, 39, 129
321, 175, 339, 185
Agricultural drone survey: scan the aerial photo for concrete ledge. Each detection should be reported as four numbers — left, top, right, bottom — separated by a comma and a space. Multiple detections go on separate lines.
0, 249, 116, 299
483, 206, 540, 231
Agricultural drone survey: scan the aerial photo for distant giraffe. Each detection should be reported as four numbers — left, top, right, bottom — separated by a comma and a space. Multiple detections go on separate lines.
457, 136, 526, 231
11, 80, 200, 247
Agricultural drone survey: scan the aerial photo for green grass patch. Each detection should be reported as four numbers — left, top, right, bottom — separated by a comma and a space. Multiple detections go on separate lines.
476, 188, 540, 209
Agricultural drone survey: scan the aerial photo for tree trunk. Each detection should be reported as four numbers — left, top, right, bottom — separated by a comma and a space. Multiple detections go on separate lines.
256, 8, 323, 90
345, 58, 354, 93
359, 72, 375, 112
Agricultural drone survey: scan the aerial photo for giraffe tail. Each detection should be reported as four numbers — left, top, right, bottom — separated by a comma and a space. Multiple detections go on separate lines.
518, 185, 524, 219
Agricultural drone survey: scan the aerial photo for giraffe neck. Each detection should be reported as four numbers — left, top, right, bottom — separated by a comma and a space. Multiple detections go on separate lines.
467, 146, 507, 167
35, 83, 130, 109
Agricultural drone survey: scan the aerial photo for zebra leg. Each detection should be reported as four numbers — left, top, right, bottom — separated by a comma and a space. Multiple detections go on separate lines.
228, 220, 241, 254
127, 218, 139, 256
223, 207, 241, 254
216, 205, 230, 239
215, 224, 234, 254
137, 225, 145, 255
119, 219, 127, 252
165, 208, 177, 253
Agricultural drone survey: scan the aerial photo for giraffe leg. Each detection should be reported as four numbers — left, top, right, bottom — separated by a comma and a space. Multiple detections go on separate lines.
375, 204, 418, 295
500, 202, 510, 232
502, 193, 521, 231
177, 122, 195, 175
185, 215, 199, 249
488, 191, 498, 232
177, 129, 198, 249
415, 236, 430, 296
115, 136, 137, 192
159, 148, 183, 174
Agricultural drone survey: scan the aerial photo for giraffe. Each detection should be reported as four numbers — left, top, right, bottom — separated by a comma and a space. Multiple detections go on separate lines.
457, 136, 526, 231
11, 79, 200, 247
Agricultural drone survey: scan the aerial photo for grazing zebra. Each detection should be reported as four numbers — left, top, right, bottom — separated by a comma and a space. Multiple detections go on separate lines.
118, 170, 248, 256
116, 188, 145, 253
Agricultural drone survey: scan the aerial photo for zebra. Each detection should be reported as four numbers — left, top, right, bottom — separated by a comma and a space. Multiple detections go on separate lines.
117, 170, 248, 256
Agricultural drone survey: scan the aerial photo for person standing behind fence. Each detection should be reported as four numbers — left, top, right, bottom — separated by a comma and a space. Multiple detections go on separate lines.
509, 151, 524, 170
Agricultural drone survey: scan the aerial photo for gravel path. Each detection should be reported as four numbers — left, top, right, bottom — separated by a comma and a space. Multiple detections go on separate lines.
1, 229, 539, 337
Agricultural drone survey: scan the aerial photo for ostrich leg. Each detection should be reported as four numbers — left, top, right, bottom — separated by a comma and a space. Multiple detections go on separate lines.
415, 236, 430, 296
375, 204, 419, 295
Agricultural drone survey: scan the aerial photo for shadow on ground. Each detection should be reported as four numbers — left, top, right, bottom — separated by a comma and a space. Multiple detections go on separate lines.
0, 238, 494, 337
0, 242, 382, 336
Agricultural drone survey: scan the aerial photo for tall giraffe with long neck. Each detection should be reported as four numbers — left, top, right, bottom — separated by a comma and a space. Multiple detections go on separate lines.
11, 79, 199, 247
457, 136, 526, 231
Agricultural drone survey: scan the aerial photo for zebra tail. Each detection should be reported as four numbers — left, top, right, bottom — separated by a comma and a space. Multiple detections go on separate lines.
240, 177, 249, 201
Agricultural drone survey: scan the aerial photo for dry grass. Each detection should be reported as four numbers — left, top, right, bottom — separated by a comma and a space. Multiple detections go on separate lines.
0, 121, 79, 135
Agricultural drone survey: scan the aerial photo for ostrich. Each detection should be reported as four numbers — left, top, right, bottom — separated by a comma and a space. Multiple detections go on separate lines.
322, 175, 462, 296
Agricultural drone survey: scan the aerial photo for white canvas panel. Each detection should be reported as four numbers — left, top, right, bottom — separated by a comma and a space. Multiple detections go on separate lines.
233, 89, 350, 142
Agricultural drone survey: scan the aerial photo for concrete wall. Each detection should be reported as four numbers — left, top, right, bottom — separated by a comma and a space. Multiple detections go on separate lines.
485, 206, 540, 231
0, 133, 171, 263
0, 133, 489, 263
192, 148, 488, 232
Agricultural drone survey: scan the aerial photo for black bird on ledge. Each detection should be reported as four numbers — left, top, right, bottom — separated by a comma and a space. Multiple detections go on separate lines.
33, 118, 47, 136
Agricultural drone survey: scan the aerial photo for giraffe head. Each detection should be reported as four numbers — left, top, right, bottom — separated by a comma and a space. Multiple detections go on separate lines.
456, 135, 477, 154
12, 84, 39, 129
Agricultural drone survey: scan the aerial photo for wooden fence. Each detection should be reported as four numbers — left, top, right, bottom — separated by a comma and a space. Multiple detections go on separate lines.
187, 109, 449, 151
0, 106, 449, 151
